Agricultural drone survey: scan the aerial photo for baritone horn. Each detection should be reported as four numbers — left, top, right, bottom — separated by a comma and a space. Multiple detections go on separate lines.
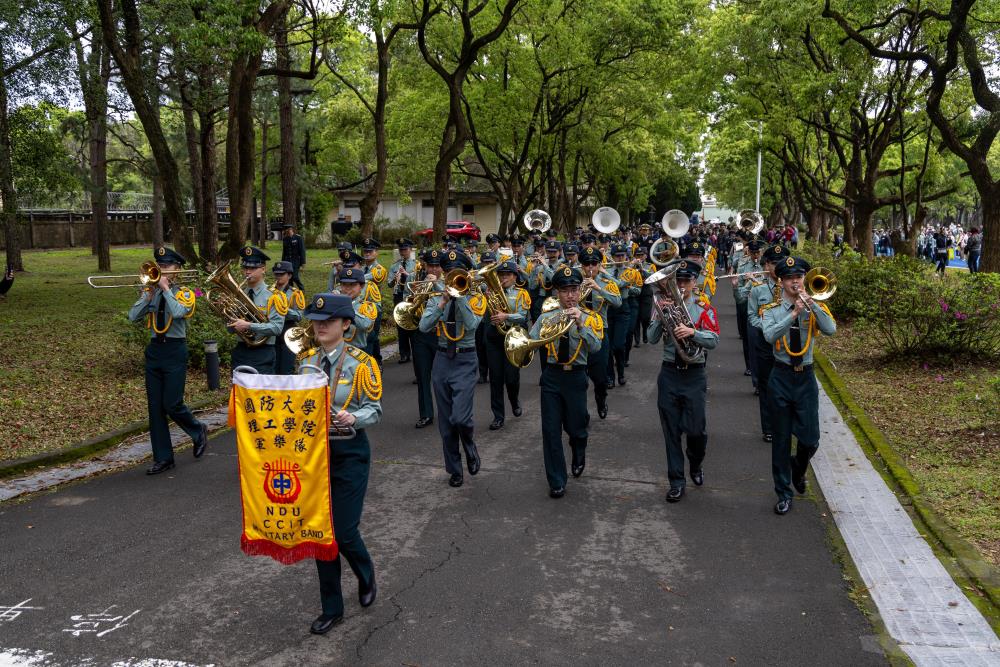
523, 209, 552, 234
87, 261, 200, 288
591, 206, 621, 235
503, 312, 575, 368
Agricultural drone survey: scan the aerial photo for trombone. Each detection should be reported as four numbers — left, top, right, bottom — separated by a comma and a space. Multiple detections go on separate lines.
87, 261, 200, 288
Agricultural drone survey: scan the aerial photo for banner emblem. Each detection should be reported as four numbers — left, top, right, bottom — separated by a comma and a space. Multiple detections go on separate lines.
263, 459, 302, 504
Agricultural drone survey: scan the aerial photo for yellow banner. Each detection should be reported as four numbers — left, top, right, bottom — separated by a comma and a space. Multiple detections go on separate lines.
228, 371, 336, 564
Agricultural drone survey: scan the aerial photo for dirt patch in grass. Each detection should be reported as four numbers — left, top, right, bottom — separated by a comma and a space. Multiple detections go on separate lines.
0, 245, 397, 462
822, 324, 1000, 567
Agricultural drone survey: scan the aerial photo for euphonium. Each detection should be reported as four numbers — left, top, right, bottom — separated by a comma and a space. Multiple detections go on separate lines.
204, 260, 269, 347
392, 281, 435, 331
645, 260, 705, 364
475, 262, 517, 334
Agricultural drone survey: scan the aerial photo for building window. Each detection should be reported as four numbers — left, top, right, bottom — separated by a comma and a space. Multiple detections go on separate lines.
462, 204, 475, 216
345, 200, 362, 208
422, 199, 434, 207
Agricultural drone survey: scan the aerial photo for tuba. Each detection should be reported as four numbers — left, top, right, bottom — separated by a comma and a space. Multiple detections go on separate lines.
649, 210, 690, 267
523, 209, 552, 234
738, 209, 765, 235
591, 206, 621, 235
204, 260, 269, 347
504, 311, 575, 368
644, 260, 705, 364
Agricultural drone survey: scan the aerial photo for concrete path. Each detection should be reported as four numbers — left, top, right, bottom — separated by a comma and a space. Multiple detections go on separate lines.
1, 298, 884, 666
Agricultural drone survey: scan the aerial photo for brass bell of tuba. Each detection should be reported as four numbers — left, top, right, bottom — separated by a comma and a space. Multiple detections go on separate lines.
591, 206, 621, 235
649, 209, 690, 267
204, 260, 270, 347
523, 209, 552, 234
737, 209, 765, 235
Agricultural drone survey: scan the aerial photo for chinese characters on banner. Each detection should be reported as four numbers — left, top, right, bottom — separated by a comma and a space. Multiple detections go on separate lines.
228, 370, 335, 563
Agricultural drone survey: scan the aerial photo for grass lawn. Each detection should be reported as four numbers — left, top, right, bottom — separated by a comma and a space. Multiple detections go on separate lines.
820, 325, 1000, 567
0, 245, 398, 463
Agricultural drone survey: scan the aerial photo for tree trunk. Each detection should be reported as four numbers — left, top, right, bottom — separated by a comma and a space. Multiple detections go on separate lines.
152, 176, 164, 247
431, 114, 460, 237
89, 94, 110, 271
181, 90, 203, 256
259, 119, 268, 248
276, 10, 297, 233
854, 202, 875, 259
198, 107, 219, 263
981, 193, 1000, 273
807, 209, 821, 241
0, 61, 22, 272
819, 212, 830, 244
96, 0, 196, 261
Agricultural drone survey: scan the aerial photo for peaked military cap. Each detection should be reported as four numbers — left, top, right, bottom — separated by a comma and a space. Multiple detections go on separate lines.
580, 247, 604, 265
580, 233, 597, 244
361, 237, 380, 250
397, 237, 414, 249
442, 249, 473, 271
304, 293, 355, 322
545, 241, 561, 252
611, 244, 628, 256
763, 243, 787, 263
496, 259, 519, 274
775, 256, 810, 278
423, 249, 443, 265
564, 244, 580, 255
272, 261, 294, 274
338, 267, 366, 284
479, 251, 497, 265
685, 241, 705, 257
675, 259, 703, 280
240, 246, 269, 267
339, 250, 363, 266
747, 239, 765, 252
552, 265, 583, 288
485, 233, 500, 243
154, 246, 186, 265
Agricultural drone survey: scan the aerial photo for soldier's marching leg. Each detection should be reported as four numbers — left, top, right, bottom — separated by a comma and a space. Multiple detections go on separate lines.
475, 320, 488, 384
452, 353, 481, 474
751, 328, 775, 440
768, 366, 796, 506
540, 366, 569, 494
316, 431, 374, 618
657, 365, 687, 500
588, 335, 610, 418
682, 366, 708, 483
145, 343, 174, 465
412, 330, 435, 426
431, 352, 463, 479
565, 368, 589, 478
485, 333, 507, 427
231, 342, 276, 375
159, 341, 204, 445
505, 354, 521, 417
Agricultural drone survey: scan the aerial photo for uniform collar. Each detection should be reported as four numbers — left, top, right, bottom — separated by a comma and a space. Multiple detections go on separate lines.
321, 342, 346, 367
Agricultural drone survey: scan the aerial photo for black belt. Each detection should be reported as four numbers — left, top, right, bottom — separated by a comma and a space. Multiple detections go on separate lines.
774, 361, 812, 372
438, 346, 476, 354
545, 363, 587, 372
661, 360, 705, 370
150, 337, 185, 344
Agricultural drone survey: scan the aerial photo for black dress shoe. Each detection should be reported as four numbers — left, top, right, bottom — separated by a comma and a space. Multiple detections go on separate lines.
571, 454, 586, 478
192, 423, 208, 459
463, 442, 481, 475
359, 578, 377, 608
792, 468, 808, 495
617, 375, 626, 386
605, 378, 615, 389
753, 387, 760, 396
744, 369, 752, 376
448, 473, 464, 487
411, 378, 417, 384
398, 355, 410, 364
489, 418, 504, 430
549, 487, 565, 499
690, 469, 704, 486
598, 400, 608, 420
145, 460, 175, 475
415, 417, 433, 428
762, 433, 773, 443
512, 404, 522, 417
774, 498, 792, 515
665, 487, 684, 503
309, 613, 343, 635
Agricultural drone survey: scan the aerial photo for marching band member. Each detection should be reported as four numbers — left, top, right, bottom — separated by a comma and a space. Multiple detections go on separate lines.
733, 239, 764, 381
127, 247, 208, 475
280, 222, 307, 290
746, 244, 786, 442
531, 266, 604, 498
272, 261, 306, 375
632, 246, 654, 348
419, 250, 487, 487
485, 259, 530, 430
761, 256, 836, 515
475, 251, 497, 384
298, 293, 383, 635
579, 246, 621, 419
360, 238, 387, 365
388, 238, 417, 363
464, 237, 481, 265
412, 250, 443, 428
229, 246, 287, 374
335, 267, 377, 351
647, 259, 719, 503
607, 244, 643, 386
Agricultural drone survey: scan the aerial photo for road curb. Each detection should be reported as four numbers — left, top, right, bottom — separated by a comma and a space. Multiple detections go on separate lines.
813, 349, 1000, 622
0, 394, 229, 481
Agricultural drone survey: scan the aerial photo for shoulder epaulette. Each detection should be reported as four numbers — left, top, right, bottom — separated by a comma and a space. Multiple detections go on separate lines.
348, 345, 383, 401
605, 280, 620, 296
515, 288, 531, 310
268, 290, 289, 316
358, 300, 378, 320
291, 288, 306, 310
760, 301, 781, 313
371, 264, 387, 282
364, 283, 382, 302
175, 287, 197, 318
468, 293, 488, 316
583, 310, 604, 338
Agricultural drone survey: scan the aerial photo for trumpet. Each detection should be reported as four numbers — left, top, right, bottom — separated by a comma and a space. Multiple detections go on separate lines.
88, 261, 200, 289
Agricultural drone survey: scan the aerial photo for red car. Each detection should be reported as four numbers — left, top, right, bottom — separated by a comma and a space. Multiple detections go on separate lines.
414, 220, 481, 242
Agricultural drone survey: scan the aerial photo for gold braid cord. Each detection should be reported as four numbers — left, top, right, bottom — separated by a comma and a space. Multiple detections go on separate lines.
348, 348, 383, 402
584, 312, 604, 339
268, 291, 289, 316
469, 294, 487, 316
175, 287, 197, 318
292, 289, 306, 310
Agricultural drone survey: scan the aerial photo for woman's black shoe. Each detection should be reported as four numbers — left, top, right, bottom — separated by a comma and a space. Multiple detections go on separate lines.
415, 417, 433, 428
448, 473, 464, 487
310, 613, 343, 635
489, 418, 504, 430
146, 460, 175, 475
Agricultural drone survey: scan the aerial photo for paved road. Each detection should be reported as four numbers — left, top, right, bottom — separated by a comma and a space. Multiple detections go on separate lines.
0, 290, 886, 666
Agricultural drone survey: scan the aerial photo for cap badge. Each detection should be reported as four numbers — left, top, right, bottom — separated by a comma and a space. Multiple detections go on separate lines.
157, 247, 166, 256
244, 247, 253, 256
449, 251, 457, 260
563, 268, 571, 276
315, 297, 325, 309
786, 257, 795, 266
